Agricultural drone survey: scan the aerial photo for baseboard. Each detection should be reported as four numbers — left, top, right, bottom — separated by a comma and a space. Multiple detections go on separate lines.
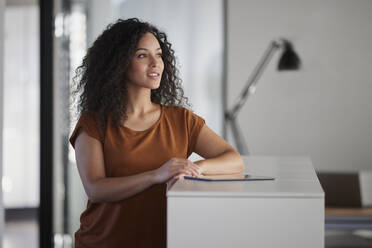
5, 207, 38, 222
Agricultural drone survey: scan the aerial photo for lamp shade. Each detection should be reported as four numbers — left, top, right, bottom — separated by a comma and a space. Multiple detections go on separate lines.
278, 40, 301, 70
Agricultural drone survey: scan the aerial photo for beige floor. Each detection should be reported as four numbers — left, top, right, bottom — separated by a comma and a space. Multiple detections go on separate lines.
3, 220, 38, 248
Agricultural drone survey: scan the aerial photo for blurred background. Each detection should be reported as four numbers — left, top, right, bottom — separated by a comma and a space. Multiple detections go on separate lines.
0, 0, 371, 247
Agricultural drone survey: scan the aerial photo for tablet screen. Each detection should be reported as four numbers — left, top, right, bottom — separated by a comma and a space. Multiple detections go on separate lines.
184, 174, 275, 181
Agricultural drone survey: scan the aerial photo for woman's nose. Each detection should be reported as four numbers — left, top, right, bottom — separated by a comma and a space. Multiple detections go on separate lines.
150, 55, 159, 67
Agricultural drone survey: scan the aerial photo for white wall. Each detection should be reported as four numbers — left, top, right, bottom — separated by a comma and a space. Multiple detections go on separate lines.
227, 0, 372, 172
2, 5, 39, 208
0, 0, 4, 245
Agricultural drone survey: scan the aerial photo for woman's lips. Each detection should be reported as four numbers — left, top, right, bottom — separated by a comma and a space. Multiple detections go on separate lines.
147, 72, 160, 78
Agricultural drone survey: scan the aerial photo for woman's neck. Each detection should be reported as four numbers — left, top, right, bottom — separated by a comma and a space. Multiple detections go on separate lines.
126, 85, 155, 116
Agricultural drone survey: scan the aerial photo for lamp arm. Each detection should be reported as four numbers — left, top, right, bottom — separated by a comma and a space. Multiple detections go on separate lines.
225, 39, 285, 155
229, 117, 249, 155
227, 40, 281, 119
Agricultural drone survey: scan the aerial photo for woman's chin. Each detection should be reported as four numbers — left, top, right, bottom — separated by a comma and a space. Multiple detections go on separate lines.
129, 79, 161, 90
149, 81, 161, 89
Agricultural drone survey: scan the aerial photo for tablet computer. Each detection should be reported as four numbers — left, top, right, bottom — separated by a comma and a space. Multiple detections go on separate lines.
184, 174, 275, 182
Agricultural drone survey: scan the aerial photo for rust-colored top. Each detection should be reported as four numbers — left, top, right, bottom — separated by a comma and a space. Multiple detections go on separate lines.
69, 105, 205, 248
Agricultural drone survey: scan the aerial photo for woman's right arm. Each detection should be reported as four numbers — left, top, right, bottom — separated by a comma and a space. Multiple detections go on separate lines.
74, 130, 201, 203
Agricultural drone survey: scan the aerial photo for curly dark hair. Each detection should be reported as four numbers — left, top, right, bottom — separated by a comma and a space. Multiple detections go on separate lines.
72, 18, 190, 130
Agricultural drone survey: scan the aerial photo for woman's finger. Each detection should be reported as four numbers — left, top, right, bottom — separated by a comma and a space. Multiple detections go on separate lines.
172, 160, 201, 177
186, 165, 200, 176
186, 161, 201, 174
175, 173, 186, 180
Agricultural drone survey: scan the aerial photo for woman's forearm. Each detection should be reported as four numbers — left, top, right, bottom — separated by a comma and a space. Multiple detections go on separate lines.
194, 149, 245, 175
87, 170, 157, 203
86, 150, 244, 202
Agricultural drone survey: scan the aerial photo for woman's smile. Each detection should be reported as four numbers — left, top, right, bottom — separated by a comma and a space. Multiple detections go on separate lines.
147, 72, 161, 79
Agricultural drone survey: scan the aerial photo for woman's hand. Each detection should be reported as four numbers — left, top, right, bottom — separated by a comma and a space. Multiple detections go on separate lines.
153, 158, 201, 184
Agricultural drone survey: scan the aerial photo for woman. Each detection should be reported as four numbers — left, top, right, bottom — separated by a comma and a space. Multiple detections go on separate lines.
70, 18, 244, 248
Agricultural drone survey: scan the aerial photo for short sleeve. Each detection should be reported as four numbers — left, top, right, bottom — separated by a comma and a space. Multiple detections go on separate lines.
185, 108, 206, 155
69, 111, 104, 148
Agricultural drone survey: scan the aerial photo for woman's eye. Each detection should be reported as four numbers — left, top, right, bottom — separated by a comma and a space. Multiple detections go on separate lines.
157, 53, 163, 58
138, 54, 146, 58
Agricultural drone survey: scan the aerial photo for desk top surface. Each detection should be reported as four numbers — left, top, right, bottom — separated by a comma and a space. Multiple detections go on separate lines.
325, 207, 372, 217
167, 156, 324, 198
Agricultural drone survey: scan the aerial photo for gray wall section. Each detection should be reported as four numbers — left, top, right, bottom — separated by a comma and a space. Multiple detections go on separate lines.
227, 0, 372, 171
0, 0, 4, 245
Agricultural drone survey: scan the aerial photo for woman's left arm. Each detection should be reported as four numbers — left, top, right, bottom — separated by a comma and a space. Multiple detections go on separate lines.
193, 125, 245, 175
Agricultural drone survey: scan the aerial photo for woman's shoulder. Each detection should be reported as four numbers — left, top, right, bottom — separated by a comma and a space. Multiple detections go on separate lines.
74, 110, 100, 125
75, 110, 107, 136
163, 104, 191, 113
162, 105, 205, 124
70, 110, 104, 148
162, 104, 193, 118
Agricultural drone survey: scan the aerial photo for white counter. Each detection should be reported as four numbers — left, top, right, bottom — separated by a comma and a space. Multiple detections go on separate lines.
167, 156, 324, 248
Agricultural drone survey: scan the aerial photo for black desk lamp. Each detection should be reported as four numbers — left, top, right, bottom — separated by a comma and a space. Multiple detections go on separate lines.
225, 39, 301, 155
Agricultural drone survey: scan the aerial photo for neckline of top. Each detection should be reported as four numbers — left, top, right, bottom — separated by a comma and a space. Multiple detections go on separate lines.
120, 104, 164, 133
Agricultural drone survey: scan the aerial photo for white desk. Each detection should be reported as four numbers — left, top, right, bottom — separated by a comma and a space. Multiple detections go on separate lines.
167, 156, 324, 248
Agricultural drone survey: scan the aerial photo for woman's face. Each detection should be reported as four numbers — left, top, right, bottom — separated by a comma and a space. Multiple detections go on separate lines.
126, 32, 164, 89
